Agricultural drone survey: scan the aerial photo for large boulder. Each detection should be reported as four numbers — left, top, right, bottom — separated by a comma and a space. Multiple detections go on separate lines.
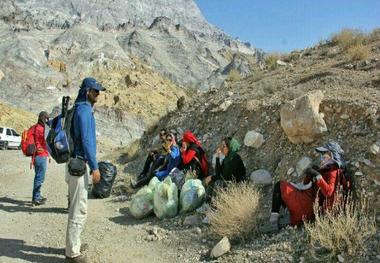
244, 130, 265, 148
280, 90, 327, 144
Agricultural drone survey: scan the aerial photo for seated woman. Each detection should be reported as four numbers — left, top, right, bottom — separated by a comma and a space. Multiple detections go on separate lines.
131, 128, 169, 189
180, 131, 209, 180
155, 133, 181, 181
268, 141, 346, 232
211, 137, 246, 184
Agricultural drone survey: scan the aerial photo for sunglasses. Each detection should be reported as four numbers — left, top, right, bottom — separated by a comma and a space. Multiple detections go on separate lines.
166, 138, 172, 141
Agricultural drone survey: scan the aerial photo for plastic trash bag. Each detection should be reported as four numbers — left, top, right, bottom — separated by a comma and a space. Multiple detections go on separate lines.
180, 179, 205, 213
169, 168, 185, 189
148, 176, 160, 191
130, 177, 160, 219
92, 161, 117, 198
130, 186, 154, 219
153, 177, 178, 219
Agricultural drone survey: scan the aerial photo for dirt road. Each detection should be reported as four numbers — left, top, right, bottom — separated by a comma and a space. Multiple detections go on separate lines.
0, 150, 205, 263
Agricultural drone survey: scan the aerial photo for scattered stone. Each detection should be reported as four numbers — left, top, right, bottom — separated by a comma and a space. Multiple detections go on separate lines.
280, 90, 327, 144
370, 143, 380, 155
183, 214, 202, 226
212, 100, 232, 112
194, 227, 202, 235
340, 114, 350, 119
287, 167, 295, 176
244, 130, 265, 148
250, 169, 272, 185
296, 157, 312, 176
0, 69, 4, 81
210, 236, 231, 258
354, 171, 363, 176
202, 216, 210, 225
337, 254, 345, 262
276, 60, 292, 67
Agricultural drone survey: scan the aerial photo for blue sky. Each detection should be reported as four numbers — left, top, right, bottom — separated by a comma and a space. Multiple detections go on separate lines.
195, 0, 380, 52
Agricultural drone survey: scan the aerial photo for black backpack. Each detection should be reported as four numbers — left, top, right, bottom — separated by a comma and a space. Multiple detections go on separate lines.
46, 96, 75, 164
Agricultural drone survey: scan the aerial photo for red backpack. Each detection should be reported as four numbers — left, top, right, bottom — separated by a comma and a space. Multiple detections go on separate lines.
21, 125, 37, 157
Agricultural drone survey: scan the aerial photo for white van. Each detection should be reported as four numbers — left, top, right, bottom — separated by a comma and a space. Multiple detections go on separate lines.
0, 126, 21, 149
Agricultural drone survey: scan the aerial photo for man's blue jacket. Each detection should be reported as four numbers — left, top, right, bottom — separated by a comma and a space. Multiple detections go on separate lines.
72, 87, 98, 171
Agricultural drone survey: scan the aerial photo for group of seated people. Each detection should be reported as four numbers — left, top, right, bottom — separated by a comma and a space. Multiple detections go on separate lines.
131, 128, 246, 190
131, 128, 348, 232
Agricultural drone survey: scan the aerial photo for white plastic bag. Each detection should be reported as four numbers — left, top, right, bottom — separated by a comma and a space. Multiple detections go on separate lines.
129, 177, 160, 219
153, 177, 178, 219
130, 186, 154, 219
180, 179, 205, 213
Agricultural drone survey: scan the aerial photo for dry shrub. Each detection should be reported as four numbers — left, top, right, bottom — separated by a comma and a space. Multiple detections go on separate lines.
207, 182, 261, 241
304, 194, 376, 261
347, 44, 370, 61
331, 29, 368, 51
228, 69, 241, 81
369, 28, 380, 42
264, 53, 281, 70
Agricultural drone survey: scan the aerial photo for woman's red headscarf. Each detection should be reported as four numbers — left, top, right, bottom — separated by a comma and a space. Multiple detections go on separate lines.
182, 131, 201, 146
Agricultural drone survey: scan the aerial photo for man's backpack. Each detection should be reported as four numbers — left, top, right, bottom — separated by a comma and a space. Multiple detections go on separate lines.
21, 125, 37, 156
46, 96, 75, 164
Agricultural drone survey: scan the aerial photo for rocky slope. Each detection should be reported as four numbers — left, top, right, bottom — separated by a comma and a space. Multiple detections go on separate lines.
0, 0, 259, 148
116, 31, 380, 262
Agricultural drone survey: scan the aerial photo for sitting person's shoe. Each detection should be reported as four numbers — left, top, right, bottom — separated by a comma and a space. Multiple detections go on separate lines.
65, 254, 88, 263
80, 243, 89, 253
262, 220, 280, 234
279, 212, 291, 228
32, 198, 46, 206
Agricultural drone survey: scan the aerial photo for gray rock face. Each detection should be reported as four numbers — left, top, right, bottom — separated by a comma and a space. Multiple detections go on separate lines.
0, 0, 260, 148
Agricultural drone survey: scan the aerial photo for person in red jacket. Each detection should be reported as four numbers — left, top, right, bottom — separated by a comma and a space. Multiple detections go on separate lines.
180, 131, 208, 180
268, 141, 346, 232
31, 111, 51, 206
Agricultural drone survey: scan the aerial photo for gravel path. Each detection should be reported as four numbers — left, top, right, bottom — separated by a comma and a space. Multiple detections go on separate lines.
0, 150, 194, 263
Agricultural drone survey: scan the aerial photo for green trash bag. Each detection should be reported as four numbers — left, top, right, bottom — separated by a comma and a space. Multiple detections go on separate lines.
180, 179, 205, 213
148, 176, 160, 191
130, 177, 160, 219
153, 177, 178, 219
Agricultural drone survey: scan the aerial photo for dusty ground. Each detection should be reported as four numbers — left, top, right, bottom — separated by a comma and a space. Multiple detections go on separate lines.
1, 149, 379, 263
0, 150, 207, 263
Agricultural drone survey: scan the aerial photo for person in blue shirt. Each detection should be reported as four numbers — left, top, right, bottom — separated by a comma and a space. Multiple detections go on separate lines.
65, 77, 105, 263
155, 133, 181, 181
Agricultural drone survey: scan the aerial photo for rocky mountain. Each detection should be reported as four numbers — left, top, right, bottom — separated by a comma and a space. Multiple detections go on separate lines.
0, 0, 259, 148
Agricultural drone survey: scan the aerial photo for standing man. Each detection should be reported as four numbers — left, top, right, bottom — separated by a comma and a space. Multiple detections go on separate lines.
65, 77, 105, 263
32, 111, 50, 206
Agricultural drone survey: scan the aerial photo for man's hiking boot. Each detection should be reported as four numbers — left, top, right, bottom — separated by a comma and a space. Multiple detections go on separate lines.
80, 243, 89, 253
32, 198, 46, 206
65, 254, 88, 263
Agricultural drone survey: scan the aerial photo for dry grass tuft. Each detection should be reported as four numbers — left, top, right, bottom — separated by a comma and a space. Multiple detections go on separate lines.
347, 44, 370, 61
304, 194, 376, 261
264, 53, 282, 70
331, 29, 368, 51
228, 69, 242, 81
207, 182, 261, 241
